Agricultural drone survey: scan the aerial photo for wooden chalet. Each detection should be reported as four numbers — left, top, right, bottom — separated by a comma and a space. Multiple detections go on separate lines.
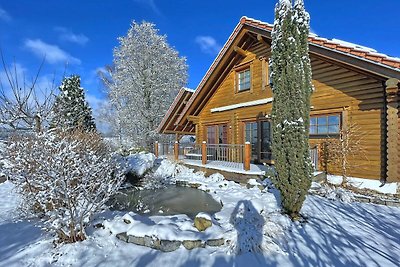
157, 17, 400, 182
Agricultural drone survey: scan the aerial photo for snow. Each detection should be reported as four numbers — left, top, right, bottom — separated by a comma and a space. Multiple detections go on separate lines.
327, 175, 398, 194
105, 212, 223, 241
1, 159, 400, 266
183, 159, 266, 175
195, 212, 212, 221
118, 152, 156, 176
331, 38, 377, 53
210, 97, 273, 113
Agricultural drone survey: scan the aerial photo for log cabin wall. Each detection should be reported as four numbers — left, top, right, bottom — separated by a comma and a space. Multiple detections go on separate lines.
195, 41, 386, 180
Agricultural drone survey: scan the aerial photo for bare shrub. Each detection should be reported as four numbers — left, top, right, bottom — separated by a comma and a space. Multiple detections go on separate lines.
6, 129, 124, 243
322, 123, 366, 185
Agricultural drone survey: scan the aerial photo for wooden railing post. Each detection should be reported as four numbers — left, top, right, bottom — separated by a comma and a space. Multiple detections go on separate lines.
174, 141, 179, 161
154, 141, 159, 158
202, 141, 207, 165
244, 142, 251, 171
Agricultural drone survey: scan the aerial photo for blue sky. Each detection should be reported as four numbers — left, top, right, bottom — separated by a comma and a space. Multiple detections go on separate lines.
0, 0, 399, 111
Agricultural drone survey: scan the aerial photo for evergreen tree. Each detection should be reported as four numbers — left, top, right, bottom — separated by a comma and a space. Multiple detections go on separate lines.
269, 0, 313, 218
51, 75, 96, 131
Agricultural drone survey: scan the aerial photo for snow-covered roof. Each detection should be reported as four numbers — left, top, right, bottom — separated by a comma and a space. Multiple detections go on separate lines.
173, 16, 400, 128
240, 16, 400, 70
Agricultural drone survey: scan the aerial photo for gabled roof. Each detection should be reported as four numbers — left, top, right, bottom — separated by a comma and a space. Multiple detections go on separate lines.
241, 16, 400, 70
162, 16, 400, 132
157, 87, 194, 134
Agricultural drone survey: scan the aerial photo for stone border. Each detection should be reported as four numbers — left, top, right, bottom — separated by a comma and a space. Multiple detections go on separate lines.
116, 232, 225, 252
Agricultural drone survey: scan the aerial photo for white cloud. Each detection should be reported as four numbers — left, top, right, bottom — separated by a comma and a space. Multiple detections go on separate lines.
86, 93, 106, 111
55, 27, 89, 45
195, 36, 222, 55
24, 39, 81, 65
133, 0, 161, 15
0, 7, 11, 22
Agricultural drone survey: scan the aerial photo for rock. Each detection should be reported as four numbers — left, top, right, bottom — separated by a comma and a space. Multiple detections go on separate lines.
128, 235, 145, 246
116, 232, 128, 243
93, 222, 104, 229
176, 180, 188, 187
194, 213, 212, 232
189, 183, 202, 189
257, 185, 265, 191
246, 184, 255, 189
206, 238, 225, 247
182, 240, 204, 250
127, 235, 181, 252
143, 236, 161, 249
159, 240, 182, 252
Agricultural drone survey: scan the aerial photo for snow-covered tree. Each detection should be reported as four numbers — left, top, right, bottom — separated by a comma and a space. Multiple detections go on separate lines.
51, 75, 96, 132
0, 53, 57, 133
104, 21, 187, 149
269, 0, 313, 218
6, 130, 124, 243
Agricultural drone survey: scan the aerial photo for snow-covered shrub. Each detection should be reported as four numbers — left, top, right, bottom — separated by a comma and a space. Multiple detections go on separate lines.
6, 130, 124, 243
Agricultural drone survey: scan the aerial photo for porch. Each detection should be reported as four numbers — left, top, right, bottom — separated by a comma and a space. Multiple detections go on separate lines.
154, 141, 319, 176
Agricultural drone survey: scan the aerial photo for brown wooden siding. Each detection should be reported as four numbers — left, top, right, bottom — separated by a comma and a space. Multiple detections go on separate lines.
196, 42, 386, 180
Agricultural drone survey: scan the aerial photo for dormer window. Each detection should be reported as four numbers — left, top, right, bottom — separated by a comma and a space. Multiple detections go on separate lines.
237, 68, 251, 92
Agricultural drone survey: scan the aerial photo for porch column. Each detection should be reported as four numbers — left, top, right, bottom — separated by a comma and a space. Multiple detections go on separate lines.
385, 78, 399, 182
244, 142, 251, 171
174, 141, 179, 161
154, 141, 159, 158
202, 141, 207, 165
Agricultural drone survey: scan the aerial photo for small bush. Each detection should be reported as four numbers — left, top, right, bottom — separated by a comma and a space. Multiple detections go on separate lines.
6, 130, 125, 243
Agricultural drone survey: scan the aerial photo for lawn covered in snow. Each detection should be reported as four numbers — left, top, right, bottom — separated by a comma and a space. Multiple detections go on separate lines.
0, 159, 399, 267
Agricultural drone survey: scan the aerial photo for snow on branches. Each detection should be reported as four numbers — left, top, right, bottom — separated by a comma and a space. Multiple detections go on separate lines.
102, 21, 187, 148
51, 75, 96, 132
269, 0, 313, 218
6, 130, 125, 243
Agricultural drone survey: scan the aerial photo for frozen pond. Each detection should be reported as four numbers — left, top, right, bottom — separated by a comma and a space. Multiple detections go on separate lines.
109, 185, 222, 219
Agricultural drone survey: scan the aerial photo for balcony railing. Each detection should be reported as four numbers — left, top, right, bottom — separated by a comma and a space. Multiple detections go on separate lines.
154, 141, 319, 172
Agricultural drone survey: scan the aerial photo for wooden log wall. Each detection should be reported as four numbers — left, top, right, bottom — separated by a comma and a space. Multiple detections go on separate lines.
195, 41, 386, 180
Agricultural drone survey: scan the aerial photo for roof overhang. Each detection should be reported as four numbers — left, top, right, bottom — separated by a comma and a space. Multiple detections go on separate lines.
157, 87, 195, 135
171, 16, 400, 129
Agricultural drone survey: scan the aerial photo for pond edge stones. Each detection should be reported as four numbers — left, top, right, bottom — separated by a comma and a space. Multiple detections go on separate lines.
116, 213, 224, 252
116, 232, 225, 252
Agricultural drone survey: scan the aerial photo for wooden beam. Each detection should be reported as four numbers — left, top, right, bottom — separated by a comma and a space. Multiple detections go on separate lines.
257, 34, 268, 46
234, 46, 247, 57
187, 115, 199, 123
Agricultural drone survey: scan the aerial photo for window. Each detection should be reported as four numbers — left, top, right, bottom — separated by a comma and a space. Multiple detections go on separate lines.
310, 114, 340, 136
207, 124, 228, 144
244, 120, 273, 161
237, 68, 251, 92
245, 122, 258, 157
207, 126, 216, 144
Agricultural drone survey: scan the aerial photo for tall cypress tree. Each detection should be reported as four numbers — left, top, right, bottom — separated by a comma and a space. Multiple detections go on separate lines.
269, 0, 313, 218
51, 75, 96, 131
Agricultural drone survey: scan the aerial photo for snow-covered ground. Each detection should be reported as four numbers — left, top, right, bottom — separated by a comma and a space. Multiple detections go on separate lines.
1, 159, 399, 267
327, 175, 398, 194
